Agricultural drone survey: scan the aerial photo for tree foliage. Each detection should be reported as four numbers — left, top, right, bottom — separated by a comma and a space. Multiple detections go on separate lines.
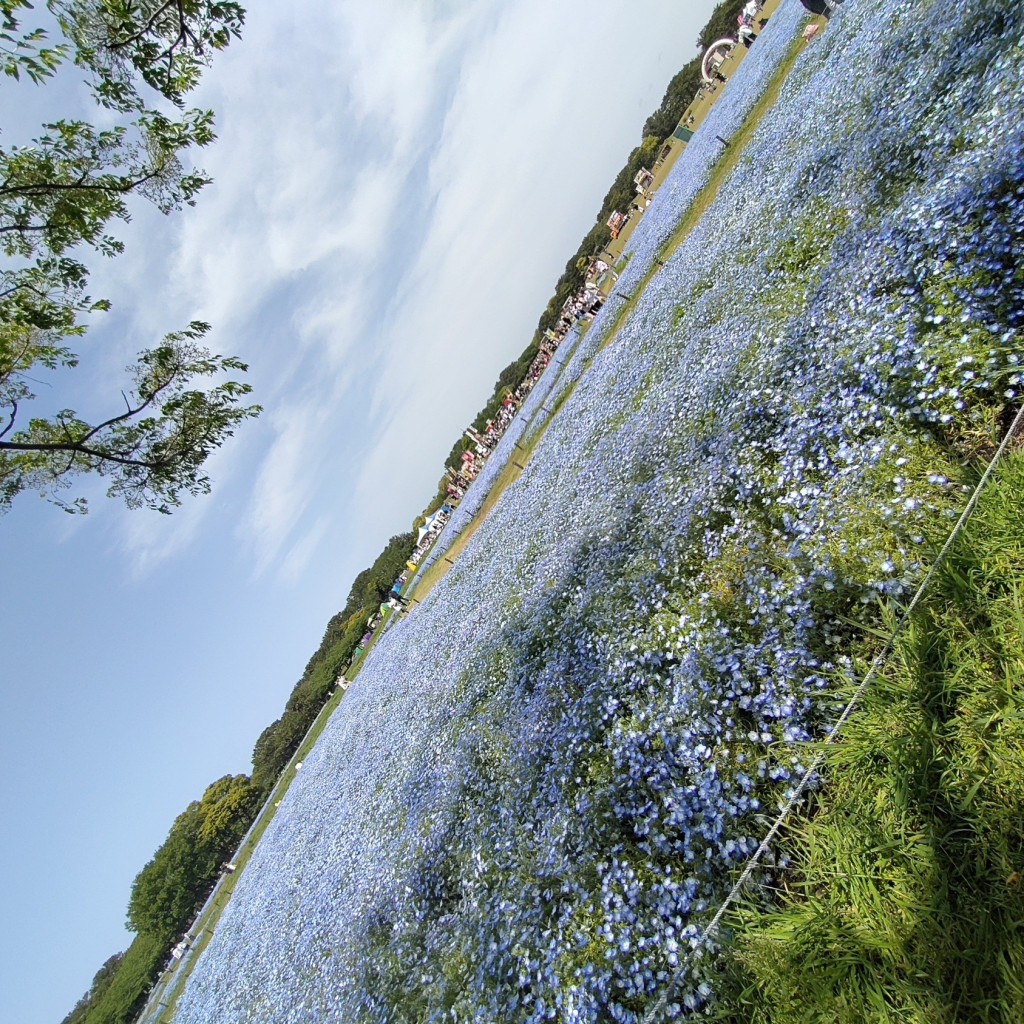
60, 951, 125, 1024
697, 0, 750, 50
126, 774, 260, 938
251, 710, 309, 792
2, 326, 259, 512
642, 56, 703, 140
65, 934, 166, 1024
52, 0, 245, 109
2, 1, 67, 83
338, 532, 416, 621
0, 0, 257, 515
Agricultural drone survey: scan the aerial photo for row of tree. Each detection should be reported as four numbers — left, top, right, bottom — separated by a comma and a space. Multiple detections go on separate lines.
60, 774, 262, 1024
126, 775, 262, 937
60, 531, 419, 1024
62, 526, 417, 1024
442, 0, 746, 462
61, 3, 751, 1022
250, 530, 415, 790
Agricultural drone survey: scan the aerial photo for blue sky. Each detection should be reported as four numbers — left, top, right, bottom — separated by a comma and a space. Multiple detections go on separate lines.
0, 2, 721, 1021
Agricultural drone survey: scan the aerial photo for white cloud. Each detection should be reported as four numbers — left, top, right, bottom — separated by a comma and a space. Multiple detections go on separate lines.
335, 0, 493, 158
294, 288, 368, 375
279, 517, 332, 584
93, 0, 716, 584
242, 402, 328, 575
362, 0, 714, 445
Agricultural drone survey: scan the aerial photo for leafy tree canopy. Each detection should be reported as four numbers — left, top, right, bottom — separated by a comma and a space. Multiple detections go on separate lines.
0, 0, 258, 515
62, 935, 166, 1024
60, 951, 125, 1024
126, 773, 260, 938
697, 0, 750, 50
643, 56, 702, 140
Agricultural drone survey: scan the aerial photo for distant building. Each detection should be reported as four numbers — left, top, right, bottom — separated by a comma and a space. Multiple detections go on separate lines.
633, 168, 655, 195
607, 210, 628, 239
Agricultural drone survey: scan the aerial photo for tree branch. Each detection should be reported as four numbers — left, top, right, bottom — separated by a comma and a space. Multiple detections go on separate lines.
0, 222, 51, 235
106, 0, 178, 51
0, 436, 172, 470
0, 165, 165, 197
0, 280, 53, 301
76, 381, 165, 443
0, 400, 17, 440
0, 335, 40, 378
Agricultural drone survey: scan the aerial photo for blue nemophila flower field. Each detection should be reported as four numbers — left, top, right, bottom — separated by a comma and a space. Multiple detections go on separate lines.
174, 1, 1024, 1021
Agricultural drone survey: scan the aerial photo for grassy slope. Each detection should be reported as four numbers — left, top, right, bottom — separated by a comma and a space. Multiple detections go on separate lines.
710, 446, 1024, 1023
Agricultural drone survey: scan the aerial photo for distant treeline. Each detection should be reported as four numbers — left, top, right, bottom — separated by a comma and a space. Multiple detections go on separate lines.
63, 4, 748, 1022
61, 534, 416, 1024
443, 1, 749, 476
251, 530, 416, 790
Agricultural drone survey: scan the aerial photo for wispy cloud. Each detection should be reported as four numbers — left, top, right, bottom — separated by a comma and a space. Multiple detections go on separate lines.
279, 517, 332, 585
242, 402, 329, 575
97, 0, 712, 582
117, 433, 247, 578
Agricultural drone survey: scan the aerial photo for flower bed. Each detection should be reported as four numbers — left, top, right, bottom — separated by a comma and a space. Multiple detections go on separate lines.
175, 1, 1024, 1021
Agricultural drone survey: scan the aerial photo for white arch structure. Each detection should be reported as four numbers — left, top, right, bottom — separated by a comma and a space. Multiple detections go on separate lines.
701, 37, 737, 83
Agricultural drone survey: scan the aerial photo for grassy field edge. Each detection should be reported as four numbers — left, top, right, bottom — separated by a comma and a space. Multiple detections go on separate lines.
708, 446, 1024, 1023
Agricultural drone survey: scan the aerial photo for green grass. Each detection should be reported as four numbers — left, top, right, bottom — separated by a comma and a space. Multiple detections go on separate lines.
708, 447, 1024, 1024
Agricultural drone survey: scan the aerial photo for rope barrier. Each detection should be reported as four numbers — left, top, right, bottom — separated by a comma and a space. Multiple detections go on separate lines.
641, 402, 1024, 1024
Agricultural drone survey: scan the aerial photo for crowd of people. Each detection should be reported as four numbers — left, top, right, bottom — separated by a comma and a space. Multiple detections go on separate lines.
442, 328, 570, 501
738, 0, 767, 47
